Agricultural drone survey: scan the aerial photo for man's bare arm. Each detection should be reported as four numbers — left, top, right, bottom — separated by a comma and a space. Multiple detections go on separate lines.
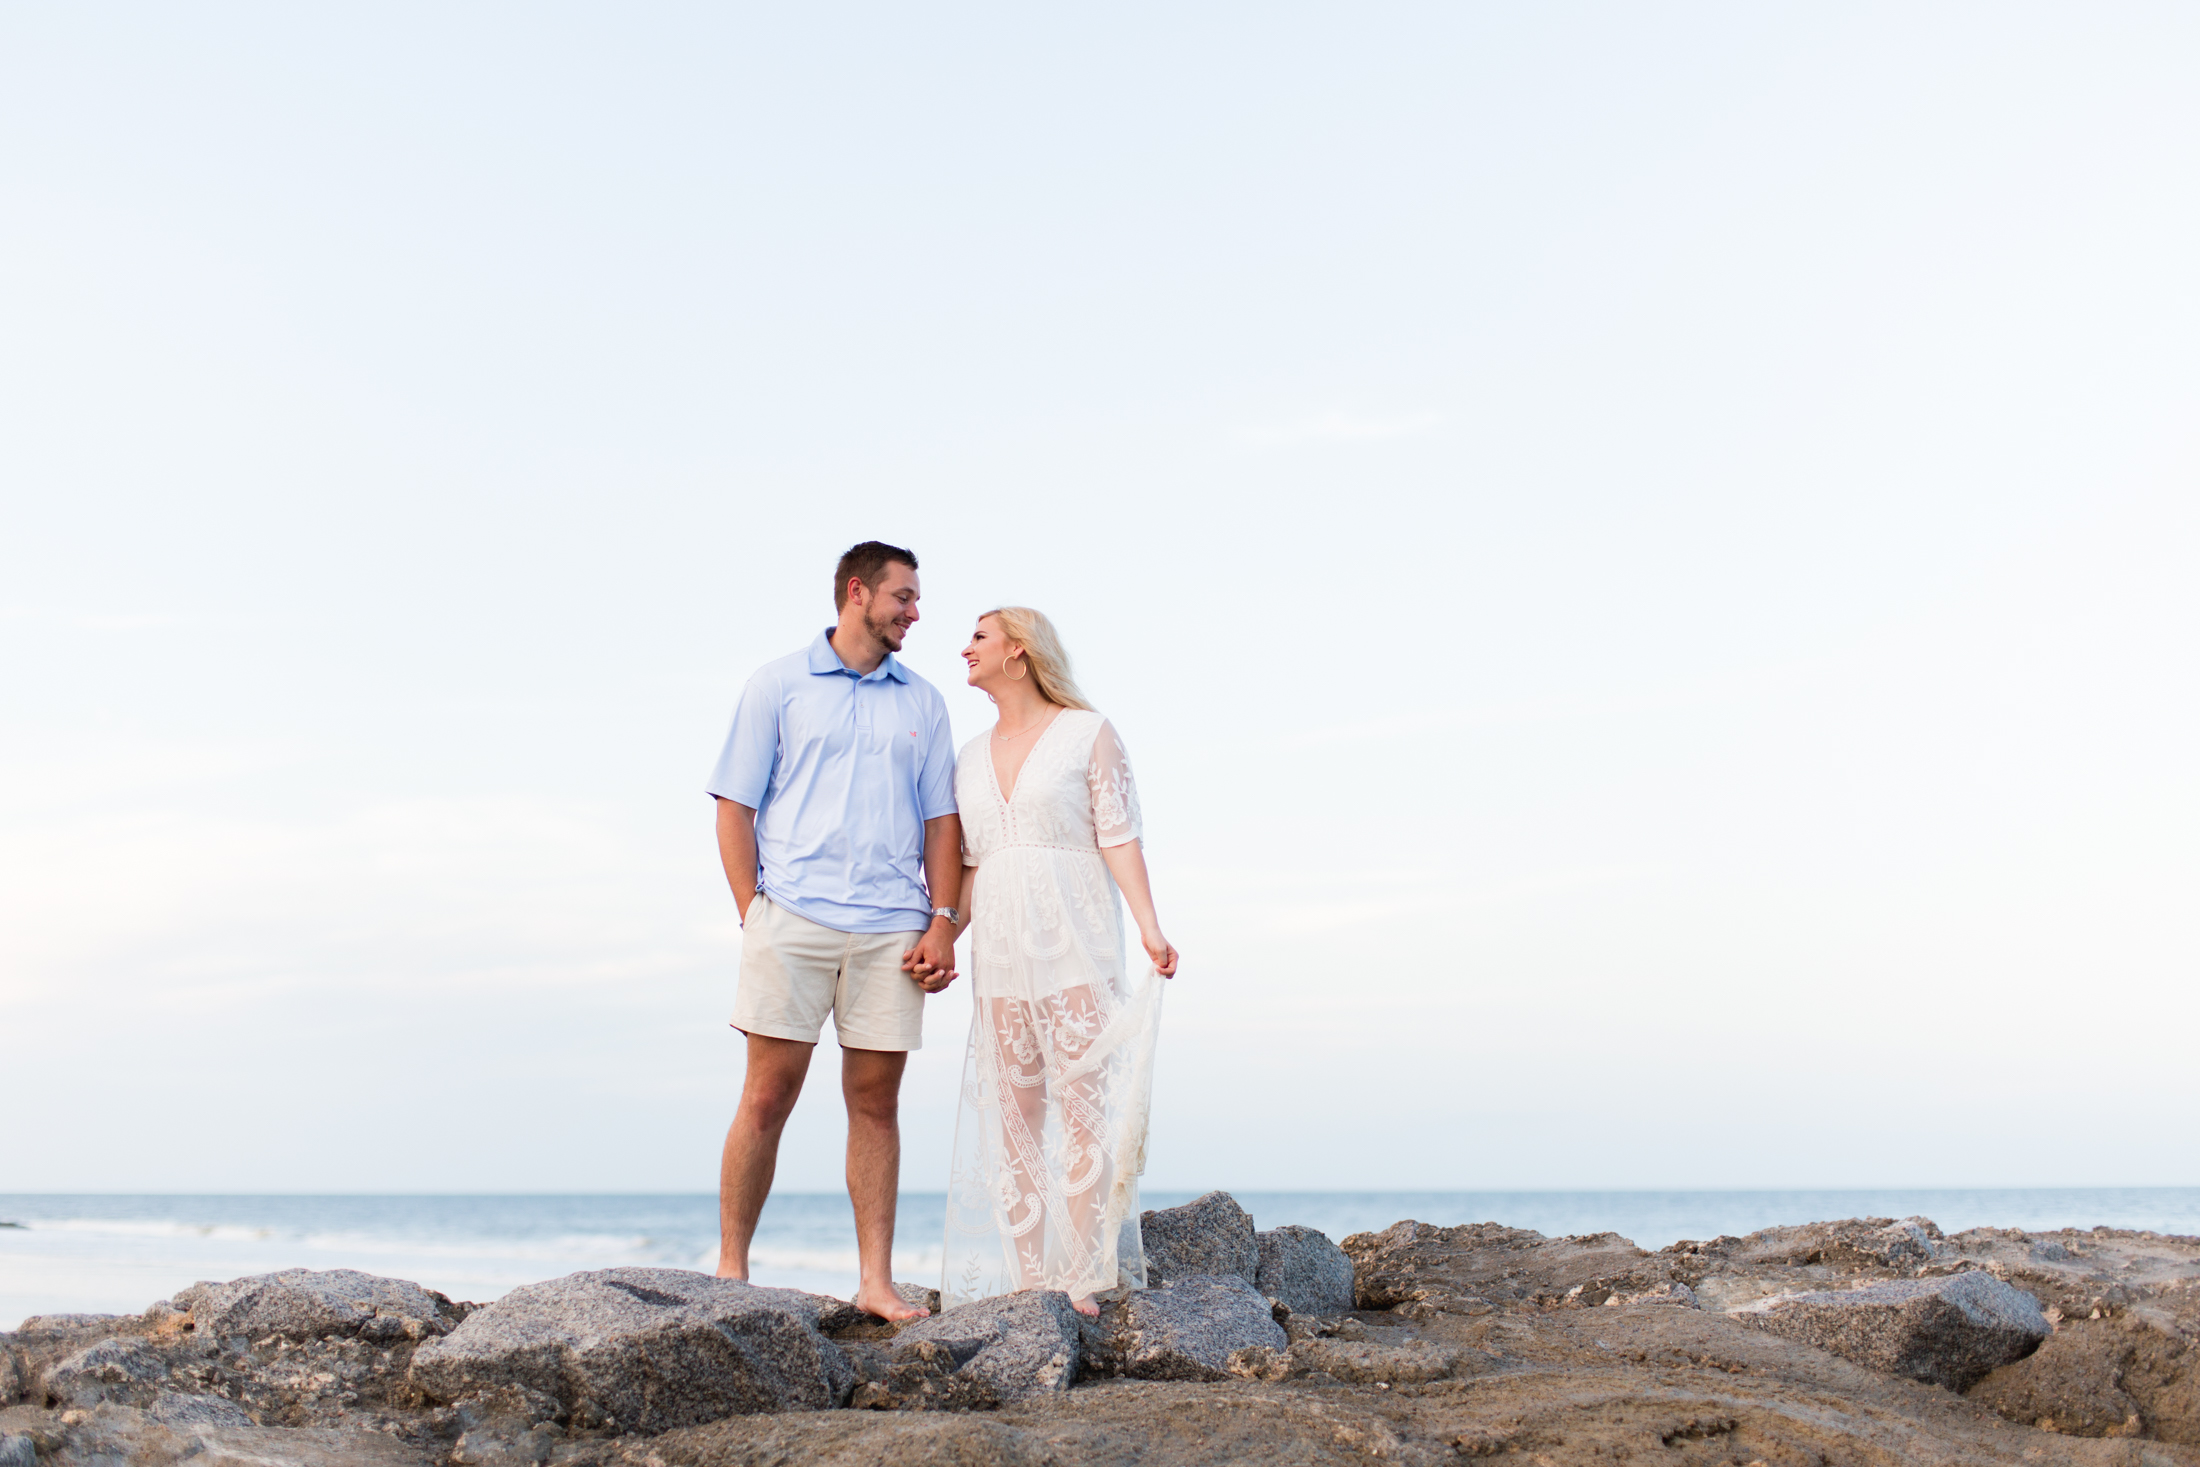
715, 797, 760, 924
906, 813, 963, 988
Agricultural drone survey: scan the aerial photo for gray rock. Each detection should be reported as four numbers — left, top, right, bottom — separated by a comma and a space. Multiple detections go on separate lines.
1290, 1336, 1462, 1385
0, 1435, 34, 1467
896, 1281, 943, 1316
889, 1290, 1083, 1402
1967, 1316, 2152, 1438
409, 1267, 852, 1435
1141, 1192, 1259, 1287
1667, 1215, 1948, 1284
452, 1422, 564, 1465
37, 1336, 168, 1407
1852, 1217, 1943, 1268
846, 1338, 966, 1411
816, 1281, 941, 1334
1225, 1342, 1290, 1381
447, 1380, 568, 1439
176, 1268, 460, 1343
1343, 1220, 1654, 1314
19, 1407, 422, 1467
1615, 1282, 1698, 1308
1093, 1275, 1287, 1382
1254, 1225, 1355, 1317
1729, 1269, 2049, 1390
2029, 1240, 2072, 1262
148, 1390, 257, 1428
16, 1314, 124, 1333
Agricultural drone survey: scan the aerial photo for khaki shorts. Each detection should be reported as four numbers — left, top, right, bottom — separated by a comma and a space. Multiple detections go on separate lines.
731, 896, 928, 1051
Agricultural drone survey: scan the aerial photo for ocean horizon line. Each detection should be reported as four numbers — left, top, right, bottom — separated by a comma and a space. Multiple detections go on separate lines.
7, 1186, 2198, 1330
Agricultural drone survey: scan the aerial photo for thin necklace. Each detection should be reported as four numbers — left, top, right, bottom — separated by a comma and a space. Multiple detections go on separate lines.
994, 710, 1055, 742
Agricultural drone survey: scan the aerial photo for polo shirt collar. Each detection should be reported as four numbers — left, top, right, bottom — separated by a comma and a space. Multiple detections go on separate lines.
808, 627, 909, 683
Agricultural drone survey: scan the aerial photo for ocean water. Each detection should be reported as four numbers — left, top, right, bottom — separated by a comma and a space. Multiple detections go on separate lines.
4, 1188, 2195, 1332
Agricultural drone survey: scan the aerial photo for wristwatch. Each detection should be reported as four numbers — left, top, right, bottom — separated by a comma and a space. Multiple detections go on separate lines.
932, 906, 960, 926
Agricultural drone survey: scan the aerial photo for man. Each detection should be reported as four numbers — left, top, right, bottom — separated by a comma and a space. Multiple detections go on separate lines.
706, 541, 962, 1322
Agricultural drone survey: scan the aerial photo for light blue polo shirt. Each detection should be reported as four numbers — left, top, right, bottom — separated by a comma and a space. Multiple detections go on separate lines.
708, 629, 959, 934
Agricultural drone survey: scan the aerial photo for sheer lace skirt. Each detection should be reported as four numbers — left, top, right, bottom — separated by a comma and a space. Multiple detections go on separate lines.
941, 851, 1165, 1307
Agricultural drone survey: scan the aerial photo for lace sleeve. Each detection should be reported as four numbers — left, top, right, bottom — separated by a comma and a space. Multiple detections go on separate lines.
1088, 718, 1143, 848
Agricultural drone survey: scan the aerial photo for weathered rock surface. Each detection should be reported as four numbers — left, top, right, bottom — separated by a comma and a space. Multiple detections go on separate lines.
1950, 1227, 2200, 1445
1287, 1335, 1463, 1385
36, 1336, 170, 1409
1086, 1276, 1287, 1382
1140, 1192, 1259, 1287
409, 1268, 852, 1433
850, 1290, 1084, 1409
1254, 1225, 1355, 1318
814, 1281, 940, 1334
1341, 1220, 1657, 1315
146, 1390, 256, 1428
895, 1281, 943, 1317
15, 1316, 123, 1333
3, 1295, 434, 1438
1665, 1214, 1954, 1311
1331, 1210, 2200, 1446
584, 1300, 2200, 1467
1731, 1269, 2050, 1390
176, 1269, 464, 1345
1969, 1315, 2153, 1437
0, 1402, 426, 1466
6, 1213, 2200, 1464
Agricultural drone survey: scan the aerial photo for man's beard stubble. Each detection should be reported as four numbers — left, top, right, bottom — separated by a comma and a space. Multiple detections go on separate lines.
868, 605, 907, 651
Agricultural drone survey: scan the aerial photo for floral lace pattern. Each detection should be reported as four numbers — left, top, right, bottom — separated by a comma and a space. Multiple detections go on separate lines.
942, 711, 1164, 1307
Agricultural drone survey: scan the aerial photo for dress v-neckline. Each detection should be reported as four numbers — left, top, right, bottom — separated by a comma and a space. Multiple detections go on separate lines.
989, 709, 1067, 807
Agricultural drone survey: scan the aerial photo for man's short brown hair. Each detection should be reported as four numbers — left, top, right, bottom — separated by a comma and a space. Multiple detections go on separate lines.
833, 541, 919, 612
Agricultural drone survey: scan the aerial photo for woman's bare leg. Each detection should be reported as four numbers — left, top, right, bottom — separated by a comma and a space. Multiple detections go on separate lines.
1051, 986, 1111, 1314
987, 998, 1053, 1290
1061, 1091, 1106, 1315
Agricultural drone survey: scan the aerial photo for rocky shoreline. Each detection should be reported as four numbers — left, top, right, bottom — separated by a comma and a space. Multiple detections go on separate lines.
3, 1193, 2195, 1465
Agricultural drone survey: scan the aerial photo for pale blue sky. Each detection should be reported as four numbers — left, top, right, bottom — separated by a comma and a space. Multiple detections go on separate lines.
3, 3, 2195, 1192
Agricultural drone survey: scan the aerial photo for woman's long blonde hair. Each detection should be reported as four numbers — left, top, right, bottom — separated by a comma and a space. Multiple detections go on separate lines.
984, 606, 1094, 711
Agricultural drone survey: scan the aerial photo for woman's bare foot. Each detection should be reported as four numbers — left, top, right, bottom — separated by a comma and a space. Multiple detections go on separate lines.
1070, 1294, 1100, 1317
855, 1282, 929, 1322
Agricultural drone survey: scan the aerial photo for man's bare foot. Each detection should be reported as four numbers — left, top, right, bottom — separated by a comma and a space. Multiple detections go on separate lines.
1070, 1294, 1100, 1317
854, 1282, 928, 1322
714, 1254, 747, 1281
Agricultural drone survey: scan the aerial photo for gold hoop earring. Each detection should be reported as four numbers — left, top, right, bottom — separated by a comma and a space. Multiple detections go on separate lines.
1005, 657, 1027, 681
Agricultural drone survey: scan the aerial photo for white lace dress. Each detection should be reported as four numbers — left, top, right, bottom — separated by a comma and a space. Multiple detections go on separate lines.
941, 708, 1166, 1308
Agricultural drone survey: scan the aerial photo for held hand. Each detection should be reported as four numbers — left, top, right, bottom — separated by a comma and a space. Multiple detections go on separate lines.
898, 945, 940, 989
899, 948, 950, 992
904, 924, 959, 992
902, 949, 957, 994
1140, 930, 1179, 979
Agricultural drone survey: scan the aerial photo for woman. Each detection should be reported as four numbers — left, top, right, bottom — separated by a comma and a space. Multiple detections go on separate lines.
930, 607, 1178, 1316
